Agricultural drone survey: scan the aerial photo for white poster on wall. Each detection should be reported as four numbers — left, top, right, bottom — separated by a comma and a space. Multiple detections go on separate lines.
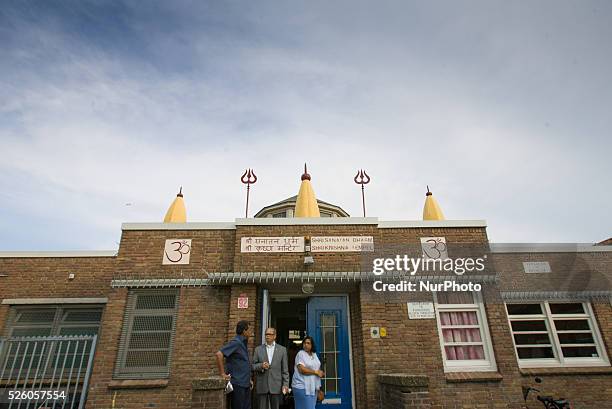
407, 302, 435, 319
311, 236, 374, 252
523, 261, 551, 273
241, 237, 304, 253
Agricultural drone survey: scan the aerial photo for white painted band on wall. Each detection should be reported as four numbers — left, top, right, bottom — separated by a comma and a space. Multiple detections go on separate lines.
2, 297, 108, 305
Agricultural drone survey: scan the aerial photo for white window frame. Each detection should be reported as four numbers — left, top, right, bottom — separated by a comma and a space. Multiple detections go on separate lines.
506, 301, 610, 368
434, 292, 497, 372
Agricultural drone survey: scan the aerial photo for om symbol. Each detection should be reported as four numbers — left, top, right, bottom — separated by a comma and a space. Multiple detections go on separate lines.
422, 237, 447, 260
164, 240, 191, 264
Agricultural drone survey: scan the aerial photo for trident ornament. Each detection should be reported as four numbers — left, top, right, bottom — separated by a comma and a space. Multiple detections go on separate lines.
354, 169, 371, 217
240, 169, 257, 218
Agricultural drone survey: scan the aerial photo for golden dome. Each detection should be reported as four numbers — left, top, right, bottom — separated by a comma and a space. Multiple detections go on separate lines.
163, 187, 187, 223
294, 164, 321, 218
423, 186, 445, 221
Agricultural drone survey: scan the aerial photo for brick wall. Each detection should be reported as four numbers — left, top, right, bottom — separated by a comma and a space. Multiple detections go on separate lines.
227, 285, 258, 348
191, 378, 227, 409
115, 229, 235, 280
378, 375, 431, 409
234, 224, 379, 273
358, 282, 612, 409
86, 286, 231, 409
493, 251, 612, 293
349, 289, 366, 409
0, 255, 116, 335
2, 223, 612, 409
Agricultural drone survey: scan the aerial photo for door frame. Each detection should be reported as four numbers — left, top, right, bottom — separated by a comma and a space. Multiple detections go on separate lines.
263, 292, 356, 409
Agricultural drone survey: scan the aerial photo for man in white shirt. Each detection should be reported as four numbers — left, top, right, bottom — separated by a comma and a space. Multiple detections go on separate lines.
252, 328, 289, 409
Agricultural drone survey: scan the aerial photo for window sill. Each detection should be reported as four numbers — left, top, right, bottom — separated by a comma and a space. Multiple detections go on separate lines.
520, 367, 612, 376
445, 372, 503, 383
108, 379, 169, 389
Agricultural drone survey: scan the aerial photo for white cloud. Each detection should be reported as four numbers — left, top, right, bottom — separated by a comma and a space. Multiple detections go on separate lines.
1, 1, 611, 249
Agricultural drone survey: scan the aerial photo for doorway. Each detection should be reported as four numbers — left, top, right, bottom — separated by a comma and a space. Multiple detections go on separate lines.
268, 295, 353, 409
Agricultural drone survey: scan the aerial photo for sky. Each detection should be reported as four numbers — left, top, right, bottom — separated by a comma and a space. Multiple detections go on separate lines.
1, 1, 611, 250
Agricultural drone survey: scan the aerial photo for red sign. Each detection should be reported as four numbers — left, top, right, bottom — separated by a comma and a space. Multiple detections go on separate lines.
237, 293, 249, 309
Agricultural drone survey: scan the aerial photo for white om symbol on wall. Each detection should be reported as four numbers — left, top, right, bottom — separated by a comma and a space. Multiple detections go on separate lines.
163, 239, 192, 265
420, 237, 449, 260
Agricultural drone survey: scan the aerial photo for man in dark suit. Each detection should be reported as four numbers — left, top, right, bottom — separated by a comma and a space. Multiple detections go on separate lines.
252, 327, 289, 409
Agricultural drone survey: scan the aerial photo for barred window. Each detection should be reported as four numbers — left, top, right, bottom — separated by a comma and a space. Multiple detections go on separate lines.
434, 292, 497, 372
1, 306, 102, 377
114, 289, 179, 379
506, 302, 609, 368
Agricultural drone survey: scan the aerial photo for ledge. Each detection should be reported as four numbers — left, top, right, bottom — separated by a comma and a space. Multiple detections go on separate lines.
0, 251, 117, 258
445, 372, 503, 383
236, 217, 379, 226
378, 220, 486, 228
490, 243, 612, 253
502, 291, 612, 302
108, 379, 168, 389
122, 222, 235, 230
121, 219, 488, 229
3, 297, 108, 305
520, 367, 612, 376
192, 377, 226, 390
378, 374, 428, 388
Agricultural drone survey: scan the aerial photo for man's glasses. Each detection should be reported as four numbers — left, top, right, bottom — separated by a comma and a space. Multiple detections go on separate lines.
265, 333, 275, 336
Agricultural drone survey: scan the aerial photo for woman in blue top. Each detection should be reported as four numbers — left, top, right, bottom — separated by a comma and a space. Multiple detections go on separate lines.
291, 336, 325, 409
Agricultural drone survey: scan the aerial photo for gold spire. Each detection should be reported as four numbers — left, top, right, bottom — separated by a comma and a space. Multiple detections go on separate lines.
423, 186, 445, 221
163, 187, 187, 223
294, 164, 320, 217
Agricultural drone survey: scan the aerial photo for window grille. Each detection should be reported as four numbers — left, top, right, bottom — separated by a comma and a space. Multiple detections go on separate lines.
114, 289, 179, 379
1, 306, 102, 379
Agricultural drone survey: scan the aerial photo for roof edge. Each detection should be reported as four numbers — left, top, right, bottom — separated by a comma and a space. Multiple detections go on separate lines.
122, 222, 236, 230
378, 220, 487, 228
0, 251, 117, 258
235, 217, 378, 226
121, 219, 488, 229
490, 243, 612, 253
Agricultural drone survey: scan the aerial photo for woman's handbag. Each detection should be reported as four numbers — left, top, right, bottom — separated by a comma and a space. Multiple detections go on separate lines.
316, 389, 324, 402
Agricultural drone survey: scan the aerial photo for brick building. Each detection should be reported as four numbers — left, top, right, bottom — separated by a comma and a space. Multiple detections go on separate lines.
1, 168, 611, 409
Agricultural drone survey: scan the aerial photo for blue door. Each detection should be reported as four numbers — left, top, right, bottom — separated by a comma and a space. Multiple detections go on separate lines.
307, 296, 352, 409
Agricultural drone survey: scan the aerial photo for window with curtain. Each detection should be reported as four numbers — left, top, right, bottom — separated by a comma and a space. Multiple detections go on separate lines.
434, 291, 497, 372
506, 301, 609, 368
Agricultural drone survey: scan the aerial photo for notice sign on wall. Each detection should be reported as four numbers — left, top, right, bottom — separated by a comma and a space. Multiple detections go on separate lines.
237, 293, 249, 309
407, 302, 435, 319
241, 237, 304, 253
523, 261, 551, 273
311, 236, 374, 252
